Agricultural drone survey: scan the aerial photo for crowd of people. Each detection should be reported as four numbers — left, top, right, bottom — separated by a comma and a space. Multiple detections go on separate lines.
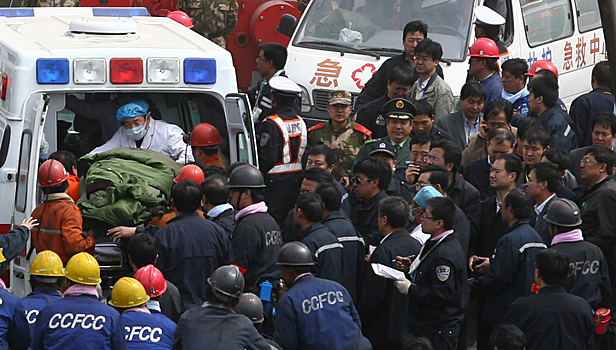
0, 9, 615, 350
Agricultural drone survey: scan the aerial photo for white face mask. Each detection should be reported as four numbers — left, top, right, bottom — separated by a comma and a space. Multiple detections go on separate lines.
126, 124, 147, 140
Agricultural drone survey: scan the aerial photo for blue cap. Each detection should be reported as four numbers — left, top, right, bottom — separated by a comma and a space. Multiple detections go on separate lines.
413, 185, 443, 209
116, 100, 149, 121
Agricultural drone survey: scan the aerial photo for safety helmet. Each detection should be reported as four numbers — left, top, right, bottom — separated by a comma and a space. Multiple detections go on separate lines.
207, 265, 245, 301
64, 252, 102, 286
277, 241, 315, 266
29, 250, 64, 281
38, 159, 69, 188
543, 198, 583, 227
227, 165, 266, 189
134, 264, 168, 298
468, 38, 500, 58
116, 100, 149, 122
526, 60, 559, 78
235, 293, 265, 324
174, 164, 205, 184
109, 277, 150, 308
167, 11, 194, 29
189, 123, 223, 147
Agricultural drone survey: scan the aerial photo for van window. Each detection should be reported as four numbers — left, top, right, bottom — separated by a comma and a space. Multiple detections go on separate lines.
521, 0, 574, 47
15, 132, 32, 213
575, 0, 601, 32
0, 126, 11, 168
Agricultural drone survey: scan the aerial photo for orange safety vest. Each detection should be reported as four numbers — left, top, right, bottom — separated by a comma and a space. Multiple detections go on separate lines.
267, 114, 307, 175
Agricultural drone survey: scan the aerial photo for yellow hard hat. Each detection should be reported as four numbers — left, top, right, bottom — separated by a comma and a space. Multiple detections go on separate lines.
109, 277, 150, 308
0, 248, 5, 264
29, 250, 64, 277
64, 252, 102, 286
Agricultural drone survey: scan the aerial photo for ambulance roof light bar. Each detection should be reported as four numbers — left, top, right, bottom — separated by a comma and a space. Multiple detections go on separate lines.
0, 7, 149, 18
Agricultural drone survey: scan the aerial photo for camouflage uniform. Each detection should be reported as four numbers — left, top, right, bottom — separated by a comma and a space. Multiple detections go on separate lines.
178, 0, 238, 47
308, 119, 372, 180
22, 0, 78, 7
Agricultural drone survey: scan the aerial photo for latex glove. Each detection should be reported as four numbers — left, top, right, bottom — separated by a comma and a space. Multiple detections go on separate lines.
394, 278, 412, 295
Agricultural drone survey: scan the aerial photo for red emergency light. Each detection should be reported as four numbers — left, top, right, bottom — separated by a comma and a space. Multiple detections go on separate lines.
110, 58, 143, 84
0, 73, 7, 100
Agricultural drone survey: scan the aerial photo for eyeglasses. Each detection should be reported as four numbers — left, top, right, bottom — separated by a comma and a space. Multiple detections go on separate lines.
424, 156, 442, 162
391, 86, 412, 94
352, 177, 374, 184
412, 56, 433, 62
421, 213, 438, 220
580, 158, 600, 164
256, 57, 267, 64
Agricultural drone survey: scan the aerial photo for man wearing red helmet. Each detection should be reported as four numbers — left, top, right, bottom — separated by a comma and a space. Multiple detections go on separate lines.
31, 160, 95, 265
188, 123, 225, 168
468, 38, 504, 107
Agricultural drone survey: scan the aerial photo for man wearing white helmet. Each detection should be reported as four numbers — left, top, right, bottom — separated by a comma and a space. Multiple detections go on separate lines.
90, 99, 193, 163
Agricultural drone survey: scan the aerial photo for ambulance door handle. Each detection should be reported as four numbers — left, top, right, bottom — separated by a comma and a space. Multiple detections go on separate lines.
5, 171, 15, 182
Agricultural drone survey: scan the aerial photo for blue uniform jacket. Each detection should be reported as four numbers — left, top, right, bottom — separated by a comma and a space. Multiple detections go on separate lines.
32, 294, 125, 350
569, 87, 614, 147
22, 289, 62, 337
301, 222, 343, 284
155, 212, 233, 310
121, 311, 176, 350
275, 274, 367, 350
538, 107, 578, 151
0, 288, 30, 350
480, 74, 504, 107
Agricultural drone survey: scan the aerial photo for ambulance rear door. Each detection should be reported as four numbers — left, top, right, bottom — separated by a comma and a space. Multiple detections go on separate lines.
225, 93, 258, 167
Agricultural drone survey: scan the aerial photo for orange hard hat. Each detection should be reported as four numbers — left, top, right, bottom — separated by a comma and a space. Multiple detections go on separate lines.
134, 264, 168, 298
38, 159, 69, 188
526, 60, 558, 78
174, 164, 205, 184
189, 123, 223, 147
468, 38, 500, 58
167, 11, 194, 29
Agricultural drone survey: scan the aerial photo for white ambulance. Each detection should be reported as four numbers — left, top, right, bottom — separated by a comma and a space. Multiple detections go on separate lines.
286, 0, 606, 123
0, 7, 257, 297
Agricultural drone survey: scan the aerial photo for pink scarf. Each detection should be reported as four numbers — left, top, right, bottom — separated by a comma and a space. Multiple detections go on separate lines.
551, 228, 584, 246
0, 279, 5, 289
64, 284, 99, 298
235, 201, 269, 221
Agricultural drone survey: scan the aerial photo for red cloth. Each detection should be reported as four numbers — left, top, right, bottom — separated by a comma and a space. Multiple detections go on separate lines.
67, 174, 80, 203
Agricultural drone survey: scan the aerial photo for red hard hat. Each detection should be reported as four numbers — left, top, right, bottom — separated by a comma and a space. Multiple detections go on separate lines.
38, 159, 69, 188
134, 264, 168, 298
526, 60, 559, 78
468, 38, 500, 58
189, 123, 223, 147
167, 11, 194, 29
174, 164, 205, 184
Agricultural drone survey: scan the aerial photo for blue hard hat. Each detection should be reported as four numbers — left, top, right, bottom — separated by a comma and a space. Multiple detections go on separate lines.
413, 185, 443, 210
116, 100, 149, 121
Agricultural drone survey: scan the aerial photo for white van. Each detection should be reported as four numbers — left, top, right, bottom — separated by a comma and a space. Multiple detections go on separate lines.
286, 0, 605, 123
0, 7, 257, 297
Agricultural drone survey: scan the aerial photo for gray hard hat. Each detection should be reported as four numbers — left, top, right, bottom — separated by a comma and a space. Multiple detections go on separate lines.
207, 265, 245, 301
277, 241, 315, 266
227, 165, 266, 189
543, 198, 583, 227
235, 293, 265, 324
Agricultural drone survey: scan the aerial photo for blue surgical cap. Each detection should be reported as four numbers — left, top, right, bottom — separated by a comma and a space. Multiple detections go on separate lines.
116, 100, 149, 121
414, 185, 443, 210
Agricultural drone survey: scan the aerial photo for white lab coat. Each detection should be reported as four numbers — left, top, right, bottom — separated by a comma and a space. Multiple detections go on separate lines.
90, 118, 194, 163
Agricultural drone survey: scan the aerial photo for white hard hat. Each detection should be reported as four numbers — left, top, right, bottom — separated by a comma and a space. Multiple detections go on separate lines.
475, 6, 506, 26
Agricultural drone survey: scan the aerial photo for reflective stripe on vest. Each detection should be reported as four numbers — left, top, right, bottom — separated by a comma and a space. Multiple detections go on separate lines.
267, 114, 307, 174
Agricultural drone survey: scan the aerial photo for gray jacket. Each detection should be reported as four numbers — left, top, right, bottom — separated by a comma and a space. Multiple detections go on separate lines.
410, 73, 455, 120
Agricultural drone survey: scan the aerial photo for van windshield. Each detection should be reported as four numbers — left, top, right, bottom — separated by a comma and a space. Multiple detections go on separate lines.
293, 0, 474, 61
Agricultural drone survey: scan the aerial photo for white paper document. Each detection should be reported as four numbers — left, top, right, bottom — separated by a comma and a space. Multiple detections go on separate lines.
371, 263, 406, 281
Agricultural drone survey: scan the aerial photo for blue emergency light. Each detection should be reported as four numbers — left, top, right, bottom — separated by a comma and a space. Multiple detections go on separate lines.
92, 8, 150, 17
184, 59, 217, 84
0, 8, 34, 17
36, 59, 69, 84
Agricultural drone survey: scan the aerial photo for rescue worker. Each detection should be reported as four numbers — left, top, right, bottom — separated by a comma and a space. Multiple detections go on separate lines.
500, 59, 530, 121
154, 179, 232, 310
90, 100, 192, 163
469, 188, 546, 350
359, 197, 421, 350
0, 244, 31, 350
49, 150, 80, 202
31, 159, 95, 265
474, 6, 509, 56
187, 123, 225, 168
201, 175, 236, 236
249, 43, 289, 127
500, 249, 595, 350
274, 242, 371, 350
109, 277, 176, 350
526, 62, 569, 113
308, 90, 372, 180
294, 192, 343, 283
315, 182, 365, 302
394, 197, 468, 350
257, 76, 307, 224
545, 199, 611, 310
22, 250, 64, 337
167, 11, 194, 29
32, 252, 125, 350
177, 0, 238, 47
468, 38, 503, 106
235, 293, 282, 349
133, 264, 176, 321
172, 265, 271, 349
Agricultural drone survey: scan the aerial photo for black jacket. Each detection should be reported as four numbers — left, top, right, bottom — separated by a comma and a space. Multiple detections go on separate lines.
532, 194, 557, 246
569, 87, 614, 147
469, 220, 546, 326
538, 107, 578, 152
472, 195, 509, 257
359, 229, 421, 349
448, 173, 481, 238
321, 211, 366, 303
355, 94, 389, 139
501, 286, 595, 350
301, 222, 343, 284
208, 207, 236, 237
463, 156, 495, 201
347, 190, 388, 246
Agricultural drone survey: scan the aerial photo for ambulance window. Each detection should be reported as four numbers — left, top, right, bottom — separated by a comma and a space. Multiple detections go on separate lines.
15, 132, 32, 212
236, 133, 250, 163
0, 126, 11, 168
575, 0, 601, 32
520, 0, 574, 46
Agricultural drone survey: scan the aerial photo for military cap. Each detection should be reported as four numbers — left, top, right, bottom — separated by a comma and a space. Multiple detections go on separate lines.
475, 6, 505, 26
383, 98, 416, 120
329, 90, 352, 105
269, 76, 301, 98
369, 140, 396, 159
